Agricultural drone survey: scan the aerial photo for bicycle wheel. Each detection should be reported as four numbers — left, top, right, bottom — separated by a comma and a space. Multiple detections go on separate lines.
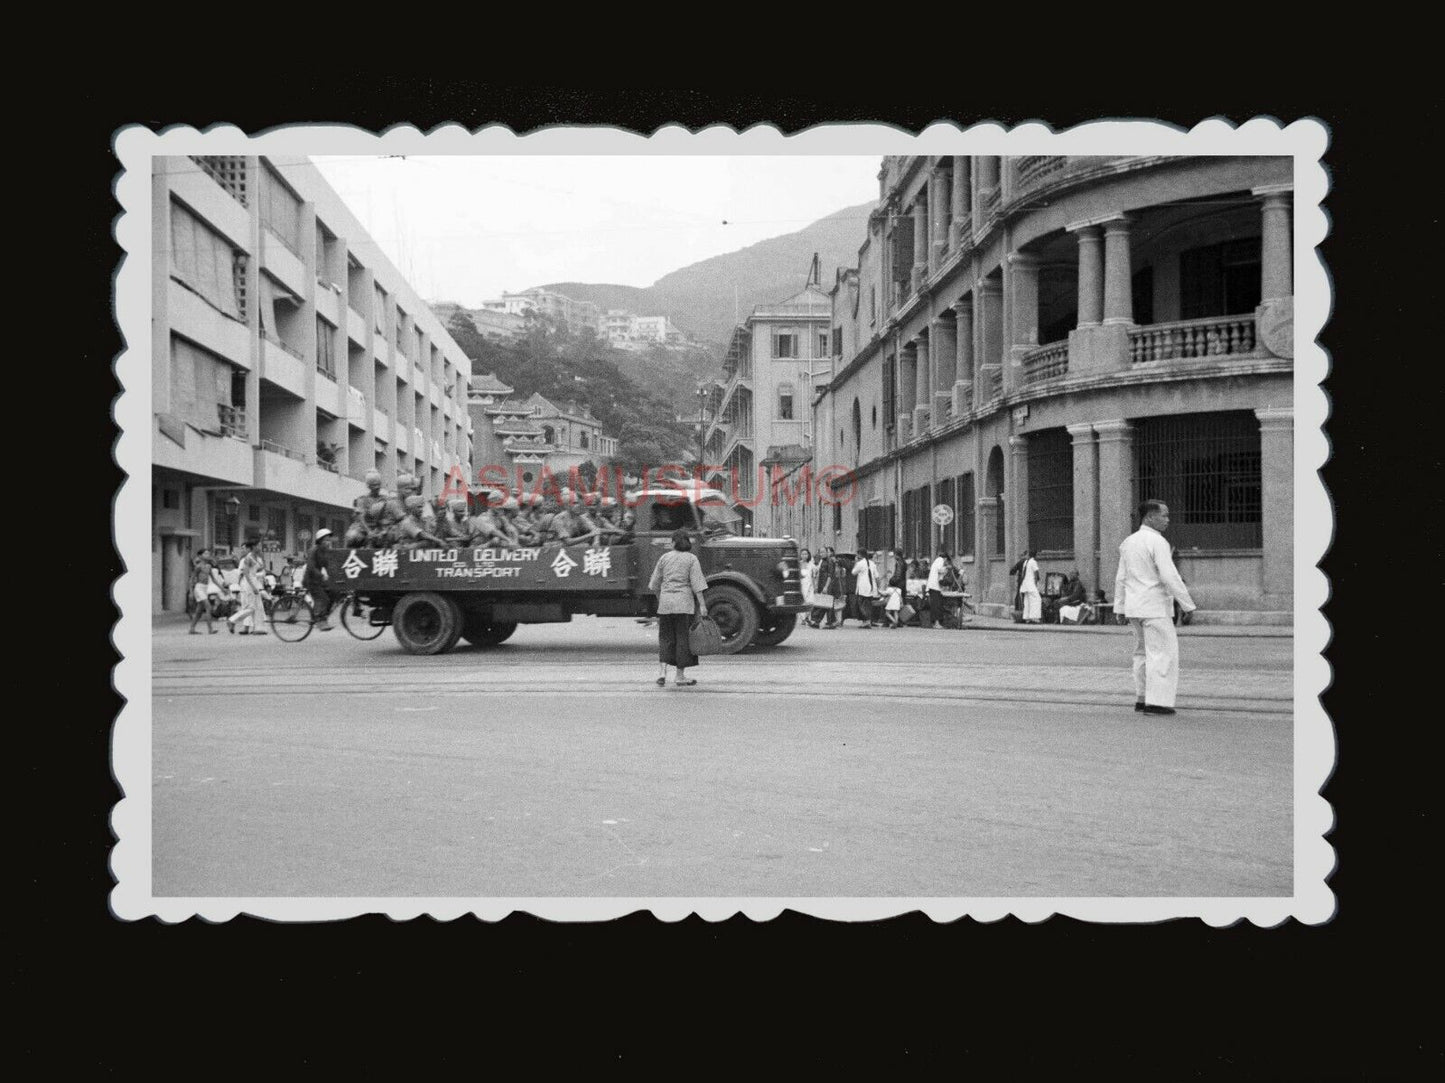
340, 593, 387, 640
269, 595, 314, 642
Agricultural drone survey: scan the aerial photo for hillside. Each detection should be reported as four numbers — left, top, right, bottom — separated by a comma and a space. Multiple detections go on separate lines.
539, 200, 874, 346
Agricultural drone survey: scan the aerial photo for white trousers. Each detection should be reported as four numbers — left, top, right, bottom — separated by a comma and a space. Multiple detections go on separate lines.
1022, 591, 1041, 621
1129, 617, 1180, 707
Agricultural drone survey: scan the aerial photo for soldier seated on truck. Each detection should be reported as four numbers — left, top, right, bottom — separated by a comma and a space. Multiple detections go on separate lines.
470, 504, 517, 548
436, 497, 476, 546
395, 495, 447, 550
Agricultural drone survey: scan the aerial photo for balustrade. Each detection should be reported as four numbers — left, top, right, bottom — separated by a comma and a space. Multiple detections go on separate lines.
1021, 340, 1069, 385
1128, 315, 1258, 364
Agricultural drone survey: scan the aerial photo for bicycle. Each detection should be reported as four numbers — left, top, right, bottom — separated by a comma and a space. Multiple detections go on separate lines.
268, 586, 389, 642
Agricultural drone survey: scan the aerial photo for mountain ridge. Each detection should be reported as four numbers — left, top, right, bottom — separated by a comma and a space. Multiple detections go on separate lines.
535, 200, 874, 346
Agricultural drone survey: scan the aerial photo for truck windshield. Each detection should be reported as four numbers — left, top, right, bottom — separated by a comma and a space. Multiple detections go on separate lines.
699, 502, 742, 535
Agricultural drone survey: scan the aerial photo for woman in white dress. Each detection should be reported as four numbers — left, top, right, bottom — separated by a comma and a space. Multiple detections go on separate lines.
1019, 549, 1043, 624
799, 548, 816, 613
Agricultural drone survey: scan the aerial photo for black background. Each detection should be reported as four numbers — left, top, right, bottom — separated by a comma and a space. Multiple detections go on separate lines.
44, 80, 1433, 1073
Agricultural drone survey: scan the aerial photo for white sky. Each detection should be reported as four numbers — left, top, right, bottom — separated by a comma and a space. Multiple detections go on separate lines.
313, 156, 880, 305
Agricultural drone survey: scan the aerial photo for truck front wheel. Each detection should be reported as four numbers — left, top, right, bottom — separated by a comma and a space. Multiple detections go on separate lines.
392, 592, 463, 655
703, 584, 760, 654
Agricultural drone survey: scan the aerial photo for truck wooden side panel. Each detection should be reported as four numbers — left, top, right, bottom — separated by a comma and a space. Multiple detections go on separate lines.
326, 544, 639, 594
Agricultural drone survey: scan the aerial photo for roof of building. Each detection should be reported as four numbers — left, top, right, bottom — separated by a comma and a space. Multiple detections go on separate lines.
760, 443, 812, 465
469, 372, 514, 394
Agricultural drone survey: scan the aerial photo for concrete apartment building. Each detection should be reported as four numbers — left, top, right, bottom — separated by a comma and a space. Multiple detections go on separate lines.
467, 376, 619, 490
602, 310, 689, 351
701, 260, 833, 534
430, 301, 528, 342
152, 155, 474, 612
488, 288, 601, 337
807, 154, 1294, 620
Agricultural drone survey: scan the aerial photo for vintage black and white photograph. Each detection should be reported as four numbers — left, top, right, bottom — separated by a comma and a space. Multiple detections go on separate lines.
111, 120, 1330, 922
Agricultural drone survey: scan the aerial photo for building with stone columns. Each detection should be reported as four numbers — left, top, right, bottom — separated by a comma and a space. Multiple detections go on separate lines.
151, 155, 474, 612
813, 154, 1295, 621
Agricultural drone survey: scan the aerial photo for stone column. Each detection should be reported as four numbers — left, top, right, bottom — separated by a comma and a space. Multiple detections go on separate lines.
931, 166, 950, 268
952, 300, 974, 415
951, 156, 970, 247
978, 278, 1003, 401
931, 316, 956, 425
911, 199, 928, 291
1000, 157, 1018, 205
898, 344, 917, 440
1008, 434, 1029, 559
1254, 185, 1293, 302
1006, 253, 1040, 395
977, 157, 1000, 204
1102, 216, 1134, 326
913, 335, 931, 434
1071, 224, 1104, 328
969, 156, 983, 227
1067, 422, 1099, 588
1094, 419, 1135, 596
1256, 407, 1294, 607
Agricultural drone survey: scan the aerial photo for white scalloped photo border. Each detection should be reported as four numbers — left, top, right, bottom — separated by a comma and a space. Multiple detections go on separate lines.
110, 117, 1332, 925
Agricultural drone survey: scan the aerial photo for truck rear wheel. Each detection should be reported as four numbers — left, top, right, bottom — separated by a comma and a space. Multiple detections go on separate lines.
703, 584, 759, 654
392, 592, 462, 655
751, 612, 797, 648
461, 614, 518, 647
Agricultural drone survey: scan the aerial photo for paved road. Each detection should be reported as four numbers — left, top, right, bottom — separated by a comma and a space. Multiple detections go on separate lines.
151, 617, 1293, 898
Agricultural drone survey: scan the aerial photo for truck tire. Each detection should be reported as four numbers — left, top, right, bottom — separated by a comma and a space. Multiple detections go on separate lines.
703, 583, 760, 654
461, 614, 518, 647
392, 592, 462, 655
751, 612, 797, 648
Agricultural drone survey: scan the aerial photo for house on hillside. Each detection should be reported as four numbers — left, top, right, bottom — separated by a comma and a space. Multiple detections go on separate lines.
467, 375, 619, 492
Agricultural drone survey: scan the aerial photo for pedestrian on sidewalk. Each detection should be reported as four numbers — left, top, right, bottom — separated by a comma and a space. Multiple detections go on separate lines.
852, 547, 880, 628
798, 548, 816, 616
648, 528, 709, 687
227, 539, 268, 635
926, 550, 952, 628
188, 548, 224, 635
304, 529, 337, 631
883, 549, 906, 628
809, 546, 839, 629
1114, 499, 1197, 715
1018, 549, 1042, 624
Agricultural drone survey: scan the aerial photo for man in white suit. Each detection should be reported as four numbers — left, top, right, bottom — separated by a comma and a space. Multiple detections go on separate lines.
1114, 499, 1197, 716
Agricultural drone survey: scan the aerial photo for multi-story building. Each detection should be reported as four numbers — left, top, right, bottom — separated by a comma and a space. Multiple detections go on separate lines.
151, 154, 474, 612
489, 288, 601, 337
601, 309, 688, 350
430, 301, 528, 342
812, 154, 1294, 621
467, 377, 619, 490
701, 259, 832, 534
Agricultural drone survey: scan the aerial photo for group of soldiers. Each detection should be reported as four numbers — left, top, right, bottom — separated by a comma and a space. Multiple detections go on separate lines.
342, 470, 637, 551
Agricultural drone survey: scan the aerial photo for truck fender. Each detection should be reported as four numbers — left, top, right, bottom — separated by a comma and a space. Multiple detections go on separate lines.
704, 570, 768, 608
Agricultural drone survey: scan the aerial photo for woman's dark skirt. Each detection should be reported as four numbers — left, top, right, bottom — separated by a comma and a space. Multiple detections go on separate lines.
657, 613, 699, 668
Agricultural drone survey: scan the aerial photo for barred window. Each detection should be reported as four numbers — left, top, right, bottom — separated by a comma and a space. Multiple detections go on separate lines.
1027, 428, 1074, 554
191, 156, 248, 207
1134, 412, 1262, 549
956, 472, 976, 558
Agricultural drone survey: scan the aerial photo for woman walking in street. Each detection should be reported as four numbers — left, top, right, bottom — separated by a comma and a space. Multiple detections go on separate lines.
226, 539, 269, 635
648, 528, 710, 687
798, 547, 817, 620
809, 546, 839, 629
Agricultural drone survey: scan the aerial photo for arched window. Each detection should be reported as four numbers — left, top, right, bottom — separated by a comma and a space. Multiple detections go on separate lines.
986, 446, 1006, 555
542, 425, 555, 444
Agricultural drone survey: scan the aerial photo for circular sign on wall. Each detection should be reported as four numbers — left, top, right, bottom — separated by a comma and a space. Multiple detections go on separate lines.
931, 504, 955, 526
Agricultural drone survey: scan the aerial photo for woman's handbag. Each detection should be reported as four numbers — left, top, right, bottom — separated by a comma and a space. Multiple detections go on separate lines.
689, 615, 726, 656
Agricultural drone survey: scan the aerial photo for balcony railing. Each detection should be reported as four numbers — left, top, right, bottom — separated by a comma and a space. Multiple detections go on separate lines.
259, 439, 304, 460
217, 403, 248, 440
1128, 315, 1258, 365
1021, 340, 1069, 385
1017, 156, 1067, 191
